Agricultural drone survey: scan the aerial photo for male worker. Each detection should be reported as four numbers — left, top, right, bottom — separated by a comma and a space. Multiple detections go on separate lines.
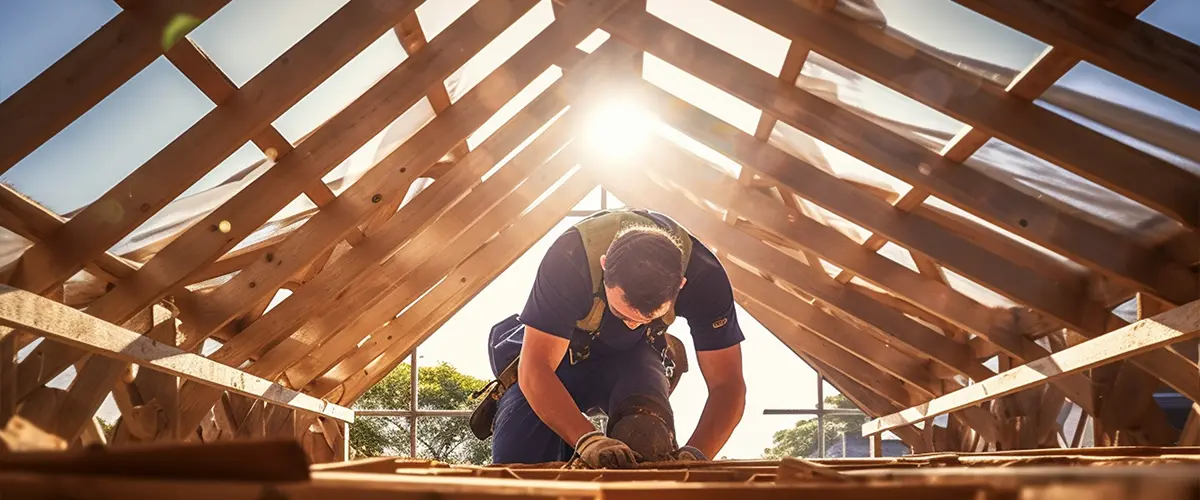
479, 208, 746, 468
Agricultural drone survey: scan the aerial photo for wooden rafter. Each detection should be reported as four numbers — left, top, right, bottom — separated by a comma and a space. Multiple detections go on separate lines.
0, 285, 352, 424
6, 0, 421, 297
863, 297, 1200, 436
185, 0, 618, 345
360, 12, 470, 233
719, 0, 1200, 231
316, 164, 598, 403
8, 0, 538, 427
727, 265, 941, 394
731, 273, 1005, 444
174, 112, 583, 433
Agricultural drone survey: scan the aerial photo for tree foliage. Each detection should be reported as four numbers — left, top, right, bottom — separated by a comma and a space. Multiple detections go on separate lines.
762, 394, 868, 459
350, 361, 492, 464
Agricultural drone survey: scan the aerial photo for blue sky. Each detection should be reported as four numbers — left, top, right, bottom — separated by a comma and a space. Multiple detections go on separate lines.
3, 0, 1199, 458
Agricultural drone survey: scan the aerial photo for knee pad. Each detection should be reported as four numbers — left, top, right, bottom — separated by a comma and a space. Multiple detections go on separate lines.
607, 394, 677, 462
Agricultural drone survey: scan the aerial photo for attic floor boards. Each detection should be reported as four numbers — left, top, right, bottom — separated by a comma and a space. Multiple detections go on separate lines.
4, 440, 1200, 500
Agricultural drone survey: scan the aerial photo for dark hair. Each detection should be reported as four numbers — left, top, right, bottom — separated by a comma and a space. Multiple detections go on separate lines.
603, 225, 685, 317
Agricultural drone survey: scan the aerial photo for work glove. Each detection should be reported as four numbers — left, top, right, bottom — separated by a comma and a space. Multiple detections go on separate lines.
671, 445, 709, 462
574, 430, 640, 469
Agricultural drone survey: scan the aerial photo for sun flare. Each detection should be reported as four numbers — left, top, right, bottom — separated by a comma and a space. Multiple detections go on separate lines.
582, 97, 655, 160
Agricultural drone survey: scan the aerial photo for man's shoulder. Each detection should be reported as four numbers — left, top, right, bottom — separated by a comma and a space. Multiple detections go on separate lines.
545, 227, 587, 266
537, 227, 593, 289
683, 235, 726, 280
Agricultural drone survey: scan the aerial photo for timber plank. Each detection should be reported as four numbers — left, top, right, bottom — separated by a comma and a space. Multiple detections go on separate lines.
0, 286, 353, 423
716, 0, 1200, 230
0, 0, 229, 174
7, 0, 425, 296
862, 298, 1200, 436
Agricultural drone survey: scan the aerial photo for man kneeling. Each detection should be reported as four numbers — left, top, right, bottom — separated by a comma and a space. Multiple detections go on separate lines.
485, 209, 747, 467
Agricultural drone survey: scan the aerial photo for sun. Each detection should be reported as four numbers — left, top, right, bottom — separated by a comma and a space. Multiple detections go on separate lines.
581, 96, 655, 160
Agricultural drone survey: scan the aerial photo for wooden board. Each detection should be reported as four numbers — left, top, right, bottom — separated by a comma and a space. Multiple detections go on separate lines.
862, 298, 1200, 436
0, 285, 353, 423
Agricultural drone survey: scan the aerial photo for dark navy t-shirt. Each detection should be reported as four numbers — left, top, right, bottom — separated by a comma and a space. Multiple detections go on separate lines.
518, 220, 744, 355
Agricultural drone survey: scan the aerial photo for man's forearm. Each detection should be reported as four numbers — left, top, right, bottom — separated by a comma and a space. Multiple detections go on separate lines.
686, 384, 746, 458
521, 362, 597, 446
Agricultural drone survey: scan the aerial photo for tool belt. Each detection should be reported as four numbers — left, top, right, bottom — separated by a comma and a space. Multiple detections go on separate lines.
468, 327, 688, 441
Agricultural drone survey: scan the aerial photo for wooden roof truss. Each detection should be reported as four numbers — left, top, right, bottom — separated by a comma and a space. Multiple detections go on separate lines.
1, 0, 1199, 458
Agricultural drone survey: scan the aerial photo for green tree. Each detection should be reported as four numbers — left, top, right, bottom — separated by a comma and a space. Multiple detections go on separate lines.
350, 361, 492, 464
762, 394, 868, 459
97, 418, 116, 443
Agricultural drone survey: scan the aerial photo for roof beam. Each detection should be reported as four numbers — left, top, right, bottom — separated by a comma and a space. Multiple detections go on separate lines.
833, 0, 1164, 292
163, 38, 349, 218
952, 0, 1200, 113
362, 13, 470, 231
173, 115, 583, 434
274, 79, 599, 391
164, 38, 364, 242
0, 185, 139, 288
9, 0, 532, 390
716, 0, 1200, 230
598, 4, 1195, 307
863, 297, 1200, 436
659, 145, 1081, 383
727, 265, 941, 394
591, 157, 994, 383
721, 7, 822, 249
0, 0, 229, 173
185, 40, 632, 371
316, 166, 597, 403
6, 0, 423, 296
625, 75, 1105, 342
0, 285, 353, 427
738, 296, 1003, 444
181, 0, 629, 345
645, 143, 1050, 362
598, 144, 1095, 414
8, 0, 541, 440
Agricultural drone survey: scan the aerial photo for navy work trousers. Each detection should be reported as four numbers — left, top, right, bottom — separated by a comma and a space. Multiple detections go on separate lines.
487, 315, 673, 464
